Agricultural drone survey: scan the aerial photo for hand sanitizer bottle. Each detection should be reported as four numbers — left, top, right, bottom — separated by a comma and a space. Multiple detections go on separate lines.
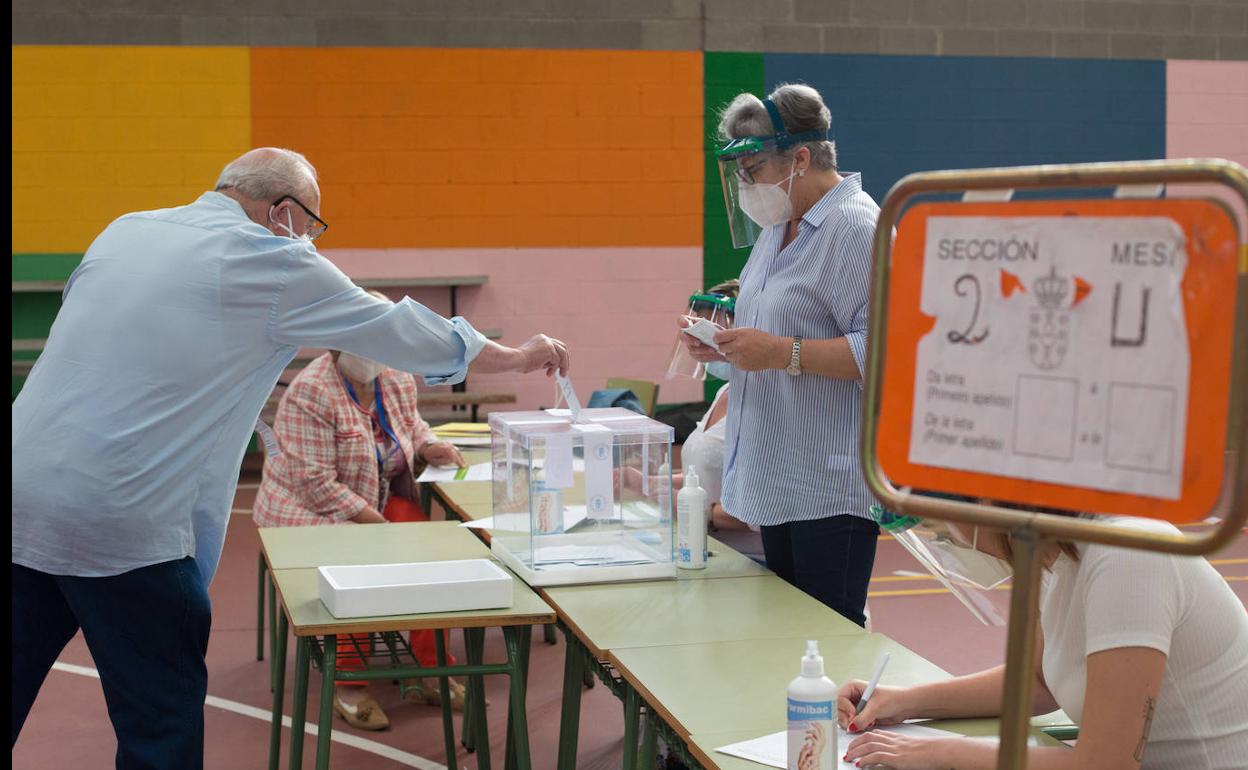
787, 640, 837, 770
675, 465, 706, 570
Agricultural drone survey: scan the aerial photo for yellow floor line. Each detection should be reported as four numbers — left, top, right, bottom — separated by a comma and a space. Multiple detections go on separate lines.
1210, 558, 1248, 565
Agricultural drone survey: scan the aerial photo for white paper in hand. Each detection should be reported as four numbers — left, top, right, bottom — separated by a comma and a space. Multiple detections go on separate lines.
681, 318, 724, 351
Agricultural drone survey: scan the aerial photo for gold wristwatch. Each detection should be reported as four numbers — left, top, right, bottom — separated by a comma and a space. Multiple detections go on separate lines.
785, 335, 802, 376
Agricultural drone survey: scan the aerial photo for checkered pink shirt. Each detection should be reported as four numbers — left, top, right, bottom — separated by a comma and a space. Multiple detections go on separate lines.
253, 353, 436, 527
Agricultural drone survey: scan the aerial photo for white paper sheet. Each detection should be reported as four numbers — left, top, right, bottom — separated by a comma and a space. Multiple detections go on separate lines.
681, 318, 724, 351
556, 374, 583, 420
415, 462, 492, 483
577, 423, 614, 519
908, 216, 1190, 500
715, 723, 958, 769
544, 432, 574, 489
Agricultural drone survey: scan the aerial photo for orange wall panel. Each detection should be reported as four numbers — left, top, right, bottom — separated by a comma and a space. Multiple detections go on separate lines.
250, 48, 702, 249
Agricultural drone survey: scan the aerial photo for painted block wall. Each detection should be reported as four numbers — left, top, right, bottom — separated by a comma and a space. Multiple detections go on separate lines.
12, 46, 1248, 412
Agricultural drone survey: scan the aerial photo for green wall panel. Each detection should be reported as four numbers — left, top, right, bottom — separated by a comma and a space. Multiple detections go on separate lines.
702, 52, 763, 400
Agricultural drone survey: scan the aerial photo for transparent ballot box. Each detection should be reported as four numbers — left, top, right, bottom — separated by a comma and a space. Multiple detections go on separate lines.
489, 408, 676, 587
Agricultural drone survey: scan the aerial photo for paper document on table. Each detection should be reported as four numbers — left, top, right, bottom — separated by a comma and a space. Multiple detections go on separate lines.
715, 723, 958, 769
432, 422, 491, 435
444, 436, 493, 447
533, 542, 656, 567
416, 463, 491, 483
681, 318, 724, 351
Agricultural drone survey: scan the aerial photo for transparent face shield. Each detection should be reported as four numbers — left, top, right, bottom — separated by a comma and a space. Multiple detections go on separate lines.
667, 292, 736, 380
869, 506, 1010, 626
714, 99, 830, 249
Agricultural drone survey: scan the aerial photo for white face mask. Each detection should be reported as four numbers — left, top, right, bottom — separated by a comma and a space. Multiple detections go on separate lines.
737, 161, 798, 228
936, 526, 1013, 590
338, 352, 386, 382
270, 207, 311, 243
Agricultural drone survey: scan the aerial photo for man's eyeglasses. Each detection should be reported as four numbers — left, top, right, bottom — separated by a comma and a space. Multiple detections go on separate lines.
272, 195, 329, 241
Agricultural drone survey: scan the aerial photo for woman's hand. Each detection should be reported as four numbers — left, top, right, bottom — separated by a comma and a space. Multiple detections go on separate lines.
714, 328, 788, 372
837, 680, 911, 733
350, 508, 388, 524
613, 466, 646, 496
420, 441, 465, 468
843, 731, 965, 770
677, 316, 727, 364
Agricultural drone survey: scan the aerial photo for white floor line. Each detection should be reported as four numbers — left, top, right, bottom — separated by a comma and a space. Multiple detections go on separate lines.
50, 662, 446, 770
236, 482, 261, 490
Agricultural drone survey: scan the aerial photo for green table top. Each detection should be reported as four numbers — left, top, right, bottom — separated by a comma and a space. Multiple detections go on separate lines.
270, 566, 554, 637
541, 575, 860, 658
609, 634, 947, 739
259, 520, 488, 570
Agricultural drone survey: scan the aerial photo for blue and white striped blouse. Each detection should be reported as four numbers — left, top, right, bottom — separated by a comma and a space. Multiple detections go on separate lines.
721, 173, 880, 527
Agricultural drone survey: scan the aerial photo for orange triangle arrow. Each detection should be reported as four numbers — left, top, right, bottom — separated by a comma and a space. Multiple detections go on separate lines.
1072, 276, 1093, 307
1000, 269, 1026, 298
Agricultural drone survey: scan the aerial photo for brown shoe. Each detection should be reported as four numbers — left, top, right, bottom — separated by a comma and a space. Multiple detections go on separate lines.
333, 692, 390, 731
404, 678, 473, 712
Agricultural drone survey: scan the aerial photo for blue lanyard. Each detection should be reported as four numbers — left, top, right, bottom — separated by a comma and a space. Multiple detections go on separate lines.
343, 377, 401, 466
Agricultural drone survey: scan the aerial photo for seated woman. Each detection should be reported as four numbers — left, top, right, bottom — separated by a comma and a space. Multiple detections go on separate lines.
838, 509, 1248, 769
254, 292, 471, 731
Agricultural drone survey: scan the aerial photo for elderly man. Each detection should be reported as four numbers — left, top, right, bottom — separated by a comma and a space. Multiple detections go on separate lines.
11, 147, 568, 768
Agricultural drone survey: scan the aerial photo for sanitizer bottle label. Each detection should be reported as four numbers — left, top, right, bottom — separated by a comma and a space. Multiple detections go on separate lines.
786, 698, 834, 770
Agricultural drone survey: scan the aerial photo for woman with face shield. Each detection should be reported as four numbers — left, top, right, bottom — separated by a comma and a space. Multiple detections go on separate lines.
838, 506, 1248, 770
253, 291, 472, 730
676, 84, 883, 627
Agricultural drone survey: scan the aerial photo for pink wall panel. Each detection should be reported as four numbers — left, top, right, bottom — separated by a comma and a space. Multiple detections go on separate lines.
1167, 60, 1248, 239
321, 247, 705, 412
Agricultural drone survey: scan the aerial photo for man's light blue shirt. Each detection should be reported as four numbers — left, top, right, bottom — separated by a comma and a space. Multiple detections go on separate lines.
12, 192, 486, 583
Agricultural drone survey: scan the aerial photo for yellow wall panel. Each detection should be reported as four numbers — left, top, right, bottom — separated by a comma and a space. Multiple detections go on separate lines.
11, 46, 251, 254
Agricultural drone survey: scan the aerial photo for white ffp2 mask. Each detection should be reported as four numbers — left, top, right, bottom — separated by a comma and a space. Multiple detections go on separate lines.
338, 353, 386, 382
737, 162, 798, 228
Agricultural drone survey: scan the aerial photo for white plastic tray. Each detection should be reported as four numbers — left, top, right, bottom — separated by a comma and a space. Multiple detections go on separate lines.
317, 559, 513, 618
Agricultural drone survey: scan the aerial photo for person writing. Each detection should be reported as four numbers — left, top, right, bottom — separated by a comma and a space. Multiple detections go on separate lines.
838, 510, 1248, 769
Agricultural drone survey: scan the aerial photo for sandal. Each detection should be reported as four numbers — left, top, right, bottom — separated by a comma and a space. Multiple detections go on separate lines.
333, 692, 390, 731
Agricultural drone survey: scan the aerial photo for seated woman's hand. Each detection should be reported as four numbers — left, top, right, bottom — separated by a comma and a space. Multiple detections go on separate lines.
843, 731, 963, 770
612, 466, 648, 497
837, 680, 910, 734
420, 441, 465, 468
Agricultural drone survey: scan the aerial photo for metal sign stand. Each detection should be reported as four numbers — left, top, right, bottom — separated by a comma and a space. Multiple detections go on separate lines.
861, 159, 1248, 770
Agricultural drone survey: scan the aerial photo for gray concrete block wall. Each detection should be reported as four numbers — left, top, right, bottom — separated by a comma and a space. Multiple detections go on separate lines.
11, 0, 1248, 60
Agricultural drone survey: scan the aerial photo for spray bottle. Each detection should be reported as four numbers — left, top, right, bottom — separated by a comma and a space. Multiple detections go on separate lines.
787, 640, 837, 770
675, 465, 707, 570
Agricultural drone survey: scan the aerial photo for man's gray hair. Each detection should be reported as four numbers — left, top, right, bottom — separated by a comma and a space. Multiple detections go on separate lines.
717, 83, 837, 171
214, 148, 319, 202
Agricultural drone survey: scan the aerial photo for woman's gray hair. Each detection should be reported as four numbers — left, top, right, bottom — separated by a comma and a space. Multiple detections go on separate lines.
214, 147, 319, 202
717, 83, 837, 171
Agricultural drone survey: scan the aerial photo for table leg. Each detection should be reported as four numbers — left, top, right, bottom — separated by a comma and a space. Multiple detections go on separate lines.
268, 578, 278, 692
268, 611, 288, 770
257, 554, 266, 661
288, 636, 310, 770
464, 628, 490, 769
622, 686, 641, 770
502, 626, 533, 770
639, 708, 657, 769
435, 631, 458, 770
555, 628, 584, 770
543, 623, 557, 645
314, 636, 336, 770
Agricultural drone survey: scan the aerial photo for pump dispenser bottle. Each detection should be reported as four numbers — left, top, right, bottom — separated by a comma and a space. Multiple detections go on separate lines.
675, 465, 707, 570
787, 640, 837, 769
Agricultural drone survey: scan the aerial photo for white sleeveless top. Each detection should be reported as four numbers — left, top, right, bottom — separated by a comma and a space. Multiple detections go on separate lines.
682, 384, 728, 505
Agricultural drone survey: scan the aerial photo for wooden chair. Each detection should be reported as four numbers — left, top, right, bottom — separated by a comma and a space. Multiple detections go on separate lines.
605, 378, 660, 416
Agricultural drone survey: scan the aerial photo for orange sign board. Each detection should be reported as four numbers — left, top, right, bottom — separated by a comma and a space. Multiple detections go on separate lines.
877, 199, 1240, 523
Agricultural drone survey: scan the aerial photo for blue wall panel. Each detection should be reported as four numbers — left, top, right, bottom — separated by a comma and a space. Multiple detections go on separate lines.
764, 54, 1166, 204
